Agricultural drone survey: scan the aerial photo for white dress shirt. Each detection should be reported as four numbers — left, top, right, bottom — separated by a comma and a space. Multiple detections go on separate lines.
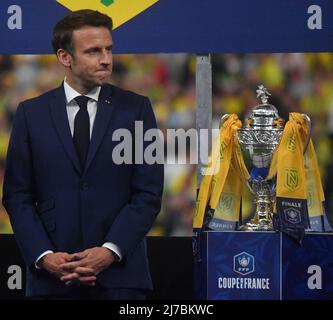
35, 80, 122, 268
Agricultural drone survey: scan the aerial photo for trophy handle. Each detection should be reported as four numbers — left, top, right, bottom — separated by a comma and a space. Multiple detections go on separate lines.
220, 114, 230, 127
302, 113, 311, 154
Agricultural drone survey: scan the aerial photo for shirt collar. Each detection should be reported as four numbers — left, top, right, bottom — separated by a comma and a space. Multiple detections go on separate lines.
63, 79, 101, 104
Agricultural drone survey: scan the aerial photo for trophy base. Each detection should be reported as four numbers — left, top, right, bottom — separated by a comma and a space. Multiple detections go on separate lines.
239, 218, 273, 231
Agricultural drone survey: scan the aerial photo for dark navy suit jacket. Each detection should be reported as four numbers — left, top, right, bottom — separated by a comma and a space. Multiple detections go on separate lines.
2, 83, 164, 297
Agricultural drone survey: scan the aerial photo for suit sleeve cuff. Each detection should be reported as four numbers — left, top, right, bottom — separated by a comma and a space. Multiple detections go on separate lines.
35, 250, 54, 269
102, 242, 122, 262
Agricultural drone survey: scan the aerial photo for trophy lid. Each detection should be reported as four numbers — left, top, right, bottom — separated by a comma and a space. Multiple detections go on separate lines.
247, 85, 283, 128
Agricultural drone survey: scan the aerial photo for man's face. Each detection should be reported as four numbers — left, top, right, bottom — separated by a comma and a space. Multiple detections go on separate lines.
66, 26, 113, 93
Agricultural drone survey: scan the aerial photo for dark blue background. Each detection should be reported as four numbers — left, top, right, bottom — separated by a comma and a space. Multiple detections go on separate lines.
199, 231, 333, 299
1, 0, 333, 54
283, 233, 333, 300
207, 232, 280, 300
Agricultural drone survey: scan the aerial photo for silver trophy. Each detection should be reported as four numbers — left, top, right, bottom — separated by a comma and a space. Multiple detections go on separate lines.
236, 85, 284, 230
233, 85, 311, 231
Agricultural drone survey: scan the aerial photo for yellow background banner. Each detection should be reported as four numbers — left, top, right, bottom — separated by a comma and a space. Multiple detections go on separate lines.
57, 0, 159, 29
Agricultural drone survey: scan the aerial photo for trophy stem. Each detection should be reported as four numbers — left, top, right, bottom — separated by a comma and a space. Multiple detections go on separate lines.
239, 180, 275, 231
253, 194, 274, 230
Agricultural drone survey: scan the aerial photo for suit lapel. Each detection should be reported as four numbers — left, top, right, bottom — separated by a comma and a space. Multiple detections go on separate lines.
49, 85, 82, 174
84, 84, 115, 174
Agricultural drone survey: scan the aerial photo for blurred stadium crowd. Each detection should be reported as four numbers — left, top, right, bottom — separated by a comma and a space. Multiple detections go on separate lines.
0, 53, 332, 235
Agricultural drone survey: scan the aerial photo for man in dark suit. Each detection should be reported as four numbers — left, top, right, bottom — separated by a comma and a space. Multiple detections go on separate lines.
2, 9, 163, 300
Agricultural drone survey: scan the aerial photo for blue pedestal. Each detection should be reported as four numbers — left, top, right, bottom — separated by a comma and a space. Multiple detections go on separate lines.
194, 231, 333, 300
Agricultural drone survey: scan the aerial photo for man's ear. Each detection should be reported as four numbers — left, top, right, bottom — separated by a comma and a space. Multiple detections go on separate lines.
57, 49, 72, 68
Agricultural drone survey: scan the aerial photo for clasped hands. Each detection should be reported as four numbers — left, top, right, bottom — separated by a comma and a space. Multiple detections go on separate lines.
40, 247, 115, 287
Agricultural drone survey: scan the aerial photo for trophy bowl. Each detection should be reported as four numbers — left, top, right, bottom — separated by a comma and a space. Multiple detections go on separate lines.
237, 86, 284, 231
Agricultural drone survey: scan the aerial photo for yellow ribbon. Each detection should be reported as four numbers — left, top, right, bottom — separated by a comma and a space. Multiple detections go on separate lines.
305, 141, 325, 218
195, 112, 325, 229
194, 114, 249, 228
268, 113, 306, 199
268, 112, 324, 217
212, 165, 243, 224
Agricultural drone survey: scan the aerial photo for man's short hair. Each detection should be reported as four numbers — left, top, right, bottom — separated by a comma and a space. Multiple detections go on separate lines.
52, 9, 113, 55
